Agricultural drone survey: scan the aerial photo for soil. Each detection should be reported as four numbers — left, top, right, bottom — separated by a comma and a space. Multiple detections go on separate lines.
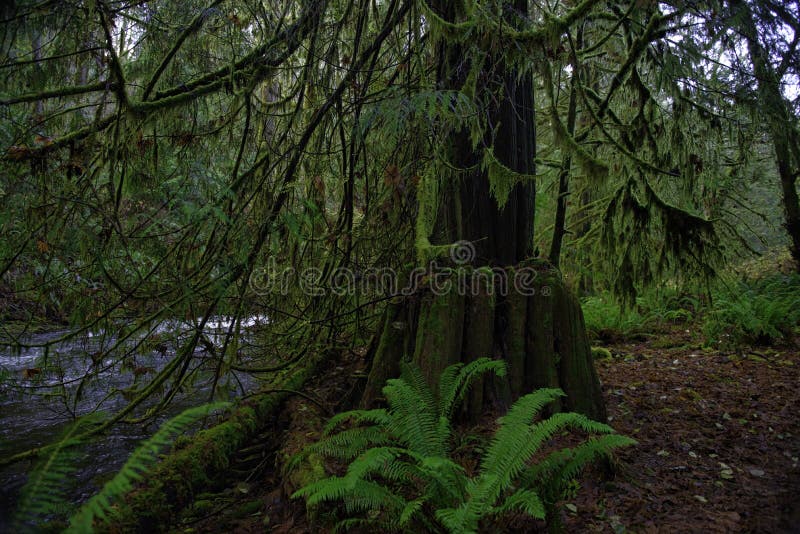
564, 332, 800, 533
178, 329, 800, 533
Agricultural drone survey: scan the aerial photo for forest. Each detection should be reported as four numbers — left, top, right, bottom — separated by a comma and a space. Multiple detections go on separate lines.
0, 0, 799, 532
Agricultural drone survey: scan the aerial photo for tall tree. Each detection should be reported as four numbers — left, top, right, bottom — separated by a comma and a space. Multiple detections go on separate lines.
361, 0, 606, 419
727, 0, 800, 271
2, 0, 759, 468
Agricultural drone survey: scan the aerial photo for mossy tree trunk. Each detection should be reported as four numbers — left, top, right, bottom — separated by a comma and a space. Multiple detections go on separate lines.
362, 0, 605, 421
732, 0, 800, 272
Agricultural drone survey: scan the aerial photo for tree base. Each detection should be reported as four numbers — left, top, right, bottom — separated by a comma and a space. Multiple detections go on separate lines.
362, 260, 606, 421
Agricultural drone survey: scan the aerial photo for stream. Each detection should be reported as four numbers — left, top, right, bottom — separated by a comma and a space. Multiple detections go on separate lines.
0, 316, 267, 530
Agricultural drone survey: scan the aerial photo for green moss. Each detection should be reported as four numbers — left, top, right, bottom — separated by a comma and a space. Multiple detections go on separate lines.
229, 499, 263, 519
287, 452, 326, 494
100, 352, 323, 532
483, 146, 535, 208
591, 347, 613, 360
192, 499, 215, 515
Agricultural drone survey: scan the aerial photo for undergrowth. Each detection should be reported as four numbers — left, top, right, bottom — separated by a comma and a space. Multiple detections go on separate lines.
581, 289, 698, 342
292, 358, 635, 533
12, 402, 230, 533
581, 271, 800, 348
703, 273, 800, 347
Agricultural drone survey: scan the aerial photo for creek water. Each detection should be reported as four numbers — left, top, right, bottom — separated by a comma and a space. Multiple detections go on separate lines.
0, 316, 266, 530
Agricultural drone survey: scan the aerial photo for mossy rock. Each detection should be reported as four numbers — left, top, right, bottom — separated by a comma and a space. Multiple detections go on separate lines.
228, 498, 264, 519
591, 346, 613, 360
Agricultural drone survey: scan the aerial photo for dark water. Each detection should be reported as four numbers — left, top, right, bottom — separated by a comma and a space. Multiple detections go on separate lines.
0, 316, 266, 531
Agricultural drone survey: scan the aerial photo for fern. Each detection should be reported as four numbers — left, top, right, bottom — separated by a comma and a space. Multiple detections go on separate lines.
12, 412, 106, 531
437, 358, 506, 421
66, 401, 230, 533
704, 273, 800, 346
293, 359, 635, 533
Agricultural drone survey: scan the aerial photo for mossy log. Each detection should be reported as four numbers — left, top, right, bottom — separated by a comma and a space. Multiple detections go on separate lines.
99, 353, 322, 532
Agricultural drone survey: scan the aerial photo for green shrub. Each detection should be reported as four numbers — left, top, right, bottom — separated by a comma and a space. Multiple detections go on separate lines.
581, 288, 699, 341
292, 359, 635, 533
581, 294, 651, 340
704, 273, 800, 346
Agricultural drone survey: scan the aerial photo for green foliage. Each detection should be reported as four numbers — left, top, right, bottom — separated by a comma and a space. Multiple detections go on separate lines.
581, 289, 698, 341
66, 401, 230, 532
12, 413, 106, 531
292, 359, 634, 533
12, 402, 229, 533
703, 273, 800, 346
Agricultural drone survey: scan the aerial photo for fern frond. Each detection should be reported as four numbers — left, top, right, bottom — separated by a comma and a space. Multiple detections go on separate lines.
388, 409, 446, 457
309, 426, 391, 460
295, 476, 406, 514
13, 412, 106, 531
396, 362, 437, 415
397, 497, 426, 527
524, 434, 637, 495
436, 497, 484, 534
323, 408, 391, 435
438, 358, 506, 420
384, 376, 444, 456
67, 402, 230, 532
333, 517, 373, 533
479, 389, 565, 477
493, 488, 546, 519
466, 393, 614, 526
344, 446, 404, 483
418, 455, 468, 504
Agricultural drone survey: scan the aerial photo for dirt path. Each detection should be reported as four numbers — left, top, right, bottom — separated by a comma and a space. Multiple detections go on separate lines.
565, 334, 800, 533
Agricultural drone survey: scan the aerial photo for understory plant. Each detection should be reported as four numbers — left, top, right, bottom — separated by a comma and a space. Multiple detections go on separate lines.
292, 358, 635, 533
703, 273, 800, 346
13, 402, 230, 533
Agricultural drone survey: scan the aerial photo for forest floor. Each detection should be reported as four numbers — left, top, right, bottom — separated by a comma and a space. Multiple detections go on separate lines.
179, 328, 800, 533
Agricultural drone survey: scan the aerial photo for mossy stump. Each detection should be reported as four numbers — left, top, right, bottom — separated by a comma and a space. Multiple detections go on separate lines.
361, 260, 606, 421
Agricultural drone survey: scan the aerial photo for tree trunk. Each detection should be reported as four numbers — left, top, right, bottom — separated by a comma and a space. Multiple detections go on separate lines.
734, 0, 800, 271
362, 0, 606, 421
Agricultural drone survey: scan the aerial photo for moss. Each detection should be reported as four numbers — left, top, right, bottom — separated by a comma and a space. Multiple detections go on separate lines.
483, 146, 535, 208
229, 499, 263, 519
413, 288, 465, 394
191, 499, 215, 515
284, 448, 326, 525
591, 347, 613, 360
100, 352, 323, 532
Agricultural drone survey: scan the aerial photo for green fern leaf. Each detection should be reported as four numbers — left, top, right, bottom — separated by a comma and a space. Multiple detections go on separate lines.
323, 408, 391, 435
66, 402, 229, 532
493, 488, 546, 518
438, 358, 506, 420
13, 412, 106, 531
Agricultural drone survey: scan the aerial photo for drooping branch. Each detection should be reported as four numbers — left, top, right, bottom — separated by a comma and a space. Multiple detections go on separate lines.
0, 80, 117, 105
141, 0, 226, 100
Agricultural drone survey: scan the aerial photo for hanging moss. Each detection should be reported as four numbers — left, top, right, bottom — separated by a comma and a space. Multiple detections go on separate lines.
417, 0, 477, 44
414, 165, 441, 263
483, 146, 535, 209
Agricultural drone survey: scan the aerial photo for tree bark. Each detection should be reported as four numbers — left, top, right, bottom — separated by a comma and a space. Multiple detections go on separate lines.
734, 0, 800, 271
362, 0, 606, 421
